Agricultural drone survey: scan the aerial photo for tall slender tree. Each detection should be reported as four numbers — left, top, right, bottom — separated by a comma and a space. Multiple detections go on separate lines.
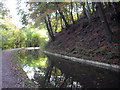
96, 2, 113, 43
75, 3, 79, 19
44, 15, 55, 41
55, 3, 69, 28
81, 2, 91, 22
70, 2, 75, 23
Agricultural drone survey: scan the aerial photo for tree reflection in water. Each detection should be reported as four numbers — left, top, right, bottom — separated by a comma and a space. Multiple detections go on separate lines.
18, 49, 82, 88
17, 49, 119, 88
34, 59, 81, 88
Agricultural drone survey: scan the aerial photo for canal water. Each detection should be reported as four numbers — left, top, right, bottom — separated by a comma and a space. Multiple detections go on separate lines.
17, 49, 120, 88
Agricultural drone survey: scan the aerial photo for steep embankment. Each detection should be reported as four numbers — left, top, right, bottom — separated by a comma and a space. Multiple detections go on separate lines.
46, 5, 120, 65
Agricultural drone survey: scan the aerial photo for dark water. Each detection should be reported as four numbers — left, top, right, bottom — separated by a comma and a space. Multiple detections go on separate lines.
17, 49, 120, 88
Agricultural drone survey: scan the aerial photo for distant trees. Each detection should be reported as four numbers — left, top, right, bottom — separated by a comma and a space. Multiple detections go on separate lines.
0, 10, 48, 50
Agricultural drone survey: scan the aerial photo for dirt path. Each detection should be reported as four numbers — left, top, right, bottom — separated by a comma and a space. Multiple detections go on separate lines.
1, 48, 35, 88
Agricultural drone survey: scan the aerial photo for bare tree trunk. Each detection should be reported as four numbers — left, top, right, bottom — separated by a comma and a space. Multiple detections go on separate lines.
86, 2, 92, 22
64, 6, 70, 24
96, 2, 113, 43
86, 2, 91, 14
58, 9, 69, 28
108, 1, 112, 7
60, 16, 64, 29
44, 18, 52, 39
92, 2, 95, 12
43, 60, 53, 87
44, 16, 55, 41
55, 3, 68, 28
81, 2, 91, 22
47, 15, 55, 40
111, 2, 119, 15
104, 2, 108, 8
70, 2, 75, 23
55, 11, 58, 33
75, 3, 79, 19
81, 2, 87, 17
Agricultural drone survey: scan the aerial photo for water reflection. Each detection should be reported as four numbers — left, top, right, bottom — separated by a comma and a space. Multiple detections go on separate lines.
17, 49, 119, 88
17, 49, 82, 88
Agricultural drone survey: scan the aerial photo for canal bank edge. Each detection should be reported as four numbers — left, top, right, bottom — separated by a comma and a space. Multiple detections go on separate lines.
44, 51, 120, 72
11, 50, 37, 88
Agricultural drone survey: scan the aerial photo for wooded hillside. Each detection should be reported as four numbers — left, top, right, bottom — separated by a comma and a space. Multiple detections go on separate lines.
42, 2, 120, 65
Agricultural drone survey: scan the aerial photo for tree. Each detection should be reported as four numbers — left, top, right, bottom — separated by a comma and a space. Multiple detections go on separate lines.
56, 3, 69, 28
96, 2, 113, 43
54, 11, 59, 33
0, 2, 8, 19
44, 16, 55, 41
81, 2, 91, 22
70, 2, 74, 23
75, 3, 80, 19
86, 2, 92, 20
92, 2, 95, 12
18, 9, 28, 26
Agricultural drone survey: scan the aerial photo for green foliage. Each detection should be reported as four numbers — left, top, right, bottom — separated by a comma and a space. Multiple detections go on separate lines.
18, 9, 28, 26
0, 2, 8, 18
1, 17, 49, 50
18, 49, 47, 69
17, 2, 88, 41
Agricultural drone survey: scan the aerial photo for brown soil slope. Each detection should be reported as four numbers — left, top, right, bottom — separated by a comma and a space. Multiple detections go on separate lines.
46, 4, 120, 65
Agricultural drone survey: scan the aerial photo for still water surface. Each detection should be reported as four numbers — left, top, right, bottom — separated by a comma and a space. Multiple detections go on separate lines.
17, 49, 119, 88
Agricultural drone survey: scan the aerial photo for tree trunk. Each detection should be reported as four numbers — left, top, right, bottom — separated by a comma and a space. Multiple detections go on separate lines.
96, 2, 113, 43
43, 61, 53, 87
81, 2, 91, 22
58, 9, 69, 28
82, 2, 87, 17
86, 2, 91, 14
44, 17, 55, 41
108, 1, 112, 7
111, 2, 119, 15
55, 3, 69, 28
55, 11, 58, 33
70, 2, 75, 23
86, 2, 92, 22
64, 6, 70, 24
60, 16, 64, 29
92, 2, 95, 12
47, 15, 55, 38
75, 3, 79, 19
